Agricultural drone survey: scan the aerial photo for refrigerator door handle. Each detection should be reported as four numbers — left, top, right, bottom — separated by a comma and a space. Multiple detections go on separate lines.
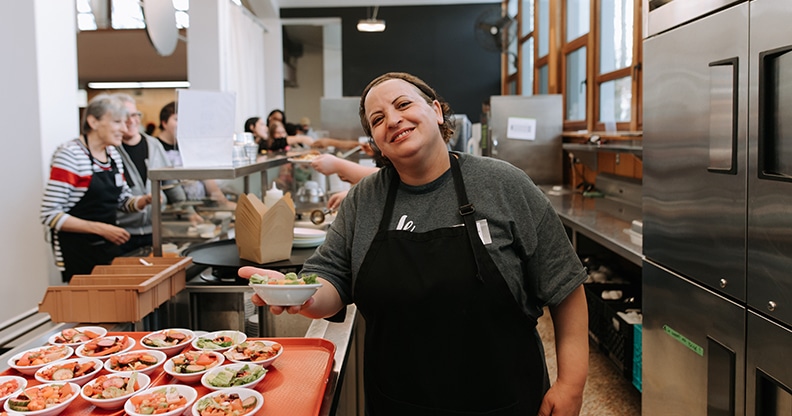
707, 337, 736, 416
708, 58, 739, 175
757, 45, 792, 182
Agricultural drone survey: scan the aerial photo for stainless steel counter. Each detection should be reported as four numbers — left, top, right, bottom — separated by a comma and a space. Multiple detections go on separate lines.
541, 186, 642, 265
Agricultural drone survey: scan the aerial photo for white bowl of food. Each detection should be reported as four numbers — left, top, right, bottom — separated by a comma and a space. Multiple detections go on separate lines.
74, 335, 135, 360
124, 384, 197, 416
248, 272, 322, 306
140, 328, 195, 356
0, 376, 26, 407
191, 330, 247, 352
200, 363, 267, 391
223, 340, 283, 368
191, 387, 263, 416
34, 357, 102, 386
7, 345, 73, 376
80, 371, 151, 410
4, 382, 79, 416
163, 350, 225, 384
47, 326, 107, 347
104, 350, 166, 375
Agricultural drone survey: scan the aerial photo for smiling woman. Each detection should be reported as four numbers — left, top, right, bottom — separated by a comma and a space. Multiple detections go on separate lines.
39, 94, 151, 282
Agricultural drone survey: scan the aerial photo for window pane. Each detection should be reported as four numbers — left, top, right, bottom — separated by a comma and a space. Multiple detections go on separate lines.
600, 0, 633, 73
537, 0, 549, 57
539, 64, 549, 94
600, 76, 632, 123
112, 0, 145, 29
566, 0, 590, 42
508, 21, 518, 74
521, 38, 535, 96
566, 47, 587, 121
521, 0, 534, 34
508, 0, 518, 20
175, 10, 189, 29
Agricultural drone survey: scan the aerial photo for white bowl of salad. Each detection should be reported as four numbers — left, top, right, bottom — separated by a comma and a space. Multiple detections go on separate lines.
200, 363, 267, 391
103, 350, 166, 375
0, 376, 26, 407
80, 371, 151, 410
140, 328, 195, 356
248, 272, 322, 306
124, 384, 197, 416
163, 350, 225, 384
191, 330, 247, 352
223, 340, 284, 368
8, 345, 74, 376
34, 357, 102, 386
191, 387, 263, 416
47, 326, 107, 347
4, 382, 80, 416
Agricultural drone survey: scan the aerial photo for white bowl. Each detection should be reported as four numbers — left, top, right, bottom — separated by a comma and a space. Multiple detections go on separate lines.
34, 357, 102, 386
249, 282, 322, 306
7, 345, 73, 376
163, 351, 225, 384
0, 376, 27, 407
223, 340, 284, 368
74, 335, 135, 360
200, 363, 267, 391
47, 326, 107, 347
190, 330, 247, 352
4, 382, 80, 416
80, 371, 151, 410
191, 387, 264, 416
103, 350, 166, 375
140, 328, 195, 356
124, 384, 197, 416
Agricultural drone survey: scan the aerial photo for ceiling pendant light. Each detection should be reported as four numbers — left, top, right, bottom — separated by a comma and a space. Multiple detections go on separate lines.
357, 6, 386, 33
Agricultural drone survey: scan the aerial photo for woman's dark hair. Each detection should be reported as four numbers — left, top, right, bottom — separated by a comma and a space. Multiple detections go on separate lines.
244, 117, 260, 134
266, 109, 285, 126
358, 72, 455, 165
159, 101, 176, 130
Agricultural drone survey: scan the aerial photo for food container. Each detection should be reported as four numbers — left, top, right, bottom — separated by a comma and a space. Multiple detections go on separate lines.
34, 357, 102, 386
80, 372, 151, 410
38, 257, 191, 323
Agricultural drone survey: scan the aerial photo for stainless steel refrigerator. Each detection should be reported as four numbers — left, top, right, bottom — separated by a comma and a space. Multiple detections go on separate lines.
643, 0, 792, 414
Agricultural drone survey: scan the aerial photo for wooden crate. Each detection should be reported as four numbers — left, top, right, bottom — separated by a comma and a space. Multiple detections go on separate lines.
39, 257, 192, 323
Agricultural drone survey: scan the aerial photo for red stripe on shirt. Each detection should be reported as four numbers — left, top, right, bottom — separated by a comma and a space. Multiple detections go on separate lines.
50, 166, 92, 188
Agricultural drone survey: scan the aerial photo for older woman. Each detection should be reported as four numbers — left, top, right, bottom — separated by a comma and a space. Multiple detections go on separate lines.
40, 94, 151, 282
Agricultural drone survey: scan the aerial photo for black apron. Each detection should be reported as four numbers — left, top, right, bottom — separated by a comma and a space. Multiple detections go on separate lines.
57, 142, 124, 282
355, 154, 546, 416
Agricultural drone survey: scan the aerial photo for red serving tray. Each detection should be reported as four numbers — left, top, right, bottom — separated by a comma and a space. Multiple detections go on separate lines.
2, 332, 336, 416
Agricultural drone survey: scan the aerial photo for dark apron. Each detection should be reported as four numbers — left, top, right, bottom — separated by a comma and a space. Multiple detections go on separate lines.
57, 145, 123, 282
355, 154, 546, 416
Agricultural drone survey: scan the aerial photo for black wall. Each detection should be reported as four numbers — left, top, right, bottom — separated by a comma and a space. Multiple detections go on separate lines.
281, 4, 501, 122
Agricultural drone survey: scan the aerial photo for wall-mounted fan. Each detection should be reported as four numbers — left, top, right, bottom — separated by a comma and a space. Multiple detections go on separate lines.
474, 6, 515, 53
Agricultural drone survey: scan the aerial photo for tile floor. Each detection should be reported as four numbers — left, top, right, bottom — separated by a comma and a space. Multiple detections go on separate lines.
537, 310, 642, 416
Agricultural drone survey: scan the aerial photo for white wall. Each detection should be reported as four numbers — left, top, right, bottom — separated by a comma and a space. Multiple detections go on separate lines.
0, 0, 79, 322
284, 36, 324, 130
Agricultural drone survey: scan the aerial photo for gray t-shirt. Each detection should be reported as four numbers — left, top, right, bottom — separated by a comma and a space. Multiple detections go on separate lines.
302, 152, 587, 319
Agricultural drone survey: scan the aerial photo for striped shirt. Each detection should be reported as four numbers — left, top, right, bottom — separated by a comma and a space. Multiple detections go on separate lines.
40, 138, 139, 270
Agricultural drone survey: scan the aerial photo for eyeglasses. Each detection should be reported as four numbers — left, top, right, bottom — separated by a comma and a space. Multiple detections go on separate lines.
129, 112, 143, 119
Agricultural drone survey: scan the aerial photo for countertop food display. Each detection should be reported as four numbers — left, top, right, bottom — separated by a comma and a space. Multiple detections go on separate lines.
0, 332, 335, 416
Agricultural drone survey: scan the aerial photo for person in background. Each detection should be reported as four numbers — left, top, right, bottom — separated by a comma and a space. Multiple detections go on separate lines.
41, 94, 151, 282
244, 116, 268, 153
239, 72, 588, 415
145, 123, 156, 136
262, 120, 314, 152
309, 154, 378, 210
297, 116, 317, 139
157, 101, 236, 209
266, 109, 285, 127
113, 94, 203, 254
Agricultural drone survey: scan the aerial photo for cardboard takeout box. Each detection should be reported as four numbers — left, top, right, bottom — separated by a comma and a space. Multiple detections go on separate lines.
38, 256, 192, 323
235, 193, 295, 264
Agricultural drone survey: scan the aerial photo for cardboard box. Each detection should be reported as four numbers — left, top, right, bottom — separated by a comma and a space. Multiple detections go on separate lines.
38, 257, 192, 323
235, 193, 295, 264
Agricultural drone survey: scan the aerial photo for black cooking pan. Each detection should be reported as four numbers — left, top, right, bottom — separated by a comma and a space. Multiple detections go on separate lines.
183, 239, 316, 283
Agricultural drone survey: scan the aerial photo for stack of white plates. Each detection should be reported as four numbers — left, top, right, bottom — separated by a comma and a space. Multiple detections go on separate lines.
293, 227, 326, 248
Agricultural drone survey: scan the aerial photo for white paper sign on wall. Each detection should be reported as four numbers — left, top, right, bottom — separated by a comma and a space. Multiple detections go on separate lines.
507, 117, 537, 141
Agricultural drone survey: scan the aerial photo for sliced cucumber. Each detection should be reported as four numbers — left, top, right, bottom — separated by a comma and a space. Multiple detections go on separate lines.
242, 396, 258, 409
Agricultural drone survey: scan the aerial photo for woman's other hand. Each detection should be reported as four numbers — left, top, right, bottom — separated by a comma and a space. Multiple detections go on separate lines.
96, 223, 131, 245
327, 190, 349, 210
136, 194, 152, 210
